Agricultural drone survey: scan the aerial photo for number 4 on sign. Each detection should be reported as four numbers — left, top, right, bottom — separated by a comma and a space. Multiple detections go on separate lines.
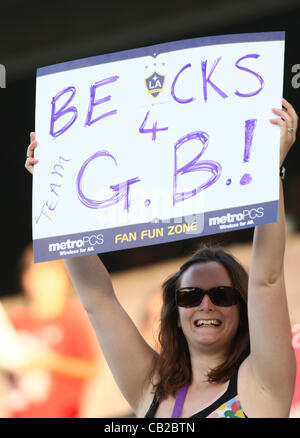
139, 110, 168, 141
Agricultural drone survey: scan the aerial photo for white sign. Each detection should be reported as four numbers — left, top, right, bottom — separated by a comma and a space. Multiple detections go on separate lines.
33, 31, 285, 262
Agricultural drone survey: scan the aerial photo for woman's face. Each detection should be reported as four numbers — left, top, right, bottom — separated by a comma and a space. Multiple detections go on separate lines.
177, 261, 240, 353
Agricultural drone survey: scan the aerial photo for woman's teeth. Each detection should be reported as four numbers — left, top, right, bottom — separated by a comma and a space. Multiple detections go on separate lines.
194, 319, 221, 327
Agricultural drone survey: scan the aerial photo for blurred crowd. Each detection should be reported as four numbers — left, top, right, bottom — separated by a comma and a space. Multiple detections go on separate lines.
0, 244, 102, 418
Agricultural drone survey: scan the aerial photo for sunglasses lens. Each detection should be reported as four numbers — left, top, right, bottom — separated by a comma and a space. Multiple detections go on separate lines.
210, 287, 240, 306
176, 287, 240, 307
176, 289, 202, 308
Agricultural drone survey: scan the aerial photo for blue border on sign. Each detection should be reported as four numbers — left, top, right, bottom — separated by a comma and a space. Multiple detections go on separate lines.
36, 31, 285, 78
33, 200, 278, 263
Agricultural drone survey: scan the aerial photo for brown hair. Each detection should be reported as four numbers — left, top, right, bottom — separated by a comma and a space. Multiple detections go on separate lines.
148, 243, 250, 401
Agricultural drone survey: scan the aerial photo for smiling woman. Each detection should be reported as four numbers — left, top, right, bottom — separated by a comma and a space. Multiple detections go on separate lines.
25, 98, 298, 418
147, 246, 250, 404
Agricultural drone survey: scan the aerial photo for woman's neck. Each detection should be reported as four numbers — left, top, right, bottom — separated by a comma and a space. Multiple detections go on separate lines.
189, 348, 226, 385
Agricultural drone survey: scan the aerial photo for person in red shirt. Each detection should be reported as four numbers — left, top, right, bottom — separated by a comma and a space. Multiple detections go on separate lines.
4, 244, 101, 418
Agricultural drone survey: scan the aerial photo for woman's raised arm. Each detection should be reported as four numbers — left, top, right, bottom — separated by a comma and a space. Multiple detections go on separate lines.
25, 133, 157, 414
242, 99, 298, 415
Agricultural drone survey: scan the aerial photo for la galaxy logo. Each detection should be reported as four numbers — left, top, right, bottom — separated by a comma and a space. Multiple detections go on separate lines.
145, 71, 165, 98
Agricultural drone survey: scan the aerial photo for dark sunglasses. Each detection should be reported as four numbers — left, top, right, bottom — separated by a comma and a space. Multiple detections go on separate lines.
175, 286, 240, 308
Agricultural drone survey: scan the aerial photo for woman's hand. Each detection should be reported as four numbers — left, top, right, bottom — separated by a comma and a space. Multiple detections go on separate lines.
270, 98, 298, 166
25, 132, 38, 174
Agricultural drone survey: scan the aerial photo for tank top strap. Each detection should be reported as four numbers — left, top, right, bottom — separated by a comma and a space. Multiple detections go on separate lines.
226, 371, 238, 398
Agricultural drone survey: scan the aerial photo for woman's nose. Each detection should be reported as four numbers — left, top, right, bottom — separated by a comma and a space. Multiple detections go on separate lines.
199, 293, 215, 310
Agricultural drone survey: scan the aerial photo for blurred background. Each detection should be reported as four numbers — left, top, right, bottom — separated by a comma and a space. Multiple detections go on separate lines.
0, 0, 300, 418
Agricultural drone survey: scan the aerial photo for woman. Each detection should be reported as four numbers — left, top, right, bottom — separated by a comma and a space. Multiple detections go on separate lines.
25, 98, 298, 418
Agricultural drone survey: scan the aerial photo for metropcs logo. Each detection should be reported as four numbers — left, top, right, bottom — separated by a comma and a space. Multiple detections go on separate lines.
49, 234, 104, 254
208, 207, 264, 229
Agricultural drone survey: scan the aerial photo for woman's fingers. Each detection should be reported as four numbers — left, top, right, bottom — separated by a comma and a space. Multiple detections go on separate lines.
270, 99, 297, 141
282, 98, 298, 126
25, 157, 38, 175
270, 99, 298, 128
269, 117, 286, 127
25, 132, 38, 174
27, 132, 37, 157
271, 107, 293, 127
269, 98, 298, 165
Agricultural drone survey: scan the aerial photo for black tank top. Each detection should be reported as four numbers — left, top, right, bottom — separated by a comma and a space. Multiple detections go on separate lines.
144, 372, 247, 418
